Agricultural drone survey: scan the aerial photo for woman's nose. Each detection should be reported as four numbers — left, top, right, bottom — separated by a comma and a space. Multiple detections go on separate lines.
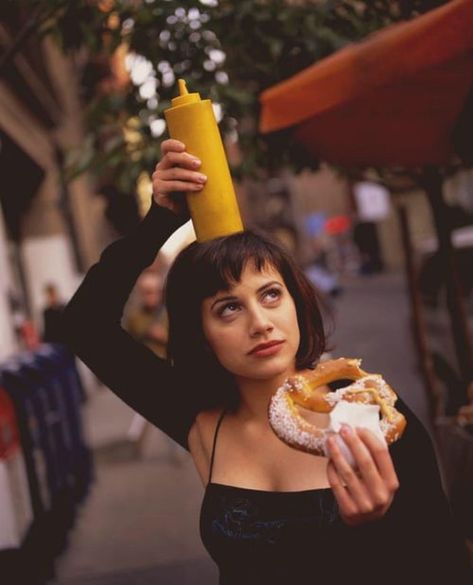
248, 306, 274, 336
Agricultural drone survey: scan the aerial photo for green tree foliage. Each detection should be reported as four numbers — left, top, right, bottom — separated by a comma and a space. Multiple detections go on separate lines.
8, 0, 449, 191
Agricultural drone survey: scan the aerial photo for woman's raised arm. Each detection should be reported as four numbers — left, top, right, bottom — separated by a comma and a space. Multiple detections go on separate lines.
63, 140, 207, 449
62, 201, 199, 448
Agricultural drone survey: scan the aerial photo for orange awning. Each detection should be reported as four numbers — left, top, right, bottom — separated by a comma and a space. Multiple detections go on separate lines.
259, 0, 473, 167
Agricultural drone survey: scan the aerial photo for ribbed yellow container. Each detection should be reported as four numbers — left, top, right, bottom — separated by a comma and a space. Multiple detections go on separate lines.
164, 79, 244, 242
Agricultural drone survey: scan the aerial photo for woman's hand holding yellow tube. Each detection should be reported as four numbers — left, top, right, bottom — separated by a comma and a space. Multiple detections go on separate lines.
152, 139, 207, 217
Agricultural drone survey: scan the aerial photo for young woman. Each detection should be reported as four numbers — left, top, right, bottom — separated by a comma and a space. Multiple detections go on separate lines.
63, 139, 471, 584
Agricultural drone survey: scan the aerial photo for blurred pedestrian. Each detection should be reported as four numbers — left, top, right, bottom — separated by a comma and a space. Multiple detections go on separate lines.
125, 270, 168, 359
42, 282, 65, 343
352, 181, 390, 275
124, 268, 172, 456
63, 139, 471, 584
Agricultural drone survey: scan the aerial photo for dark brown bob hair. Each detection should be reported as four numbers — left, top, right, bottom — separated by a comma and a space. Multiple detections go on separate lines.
164, 229, 327, 411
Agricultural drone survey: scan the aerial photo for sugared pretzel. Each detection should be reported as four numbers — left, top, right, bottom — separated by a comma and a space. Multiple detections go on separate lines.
268, 358, 406, 456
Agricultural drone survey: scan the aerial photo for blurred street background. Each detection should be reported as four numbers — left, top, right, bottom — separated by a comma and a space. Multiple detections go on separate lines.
0, 1, 472, 584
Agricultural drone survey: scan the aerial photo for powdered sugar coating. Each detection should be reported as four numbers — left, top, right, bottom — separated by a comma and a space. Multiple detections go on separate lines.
268, 387, 326, 454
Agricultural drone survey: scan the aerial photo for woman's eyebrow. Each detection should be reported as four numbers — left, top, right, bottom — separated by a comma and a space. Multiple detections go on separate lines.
210, 280, 282, 310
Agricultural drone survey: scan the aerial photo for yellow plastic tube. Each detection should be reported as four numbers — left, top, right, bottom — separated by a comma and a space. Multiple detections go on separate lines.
164, 79, 244, 242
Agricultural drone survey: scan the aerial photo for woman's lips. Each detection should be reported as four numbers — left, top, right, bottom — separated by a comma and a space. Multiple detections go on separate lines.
249, 341, 285, 357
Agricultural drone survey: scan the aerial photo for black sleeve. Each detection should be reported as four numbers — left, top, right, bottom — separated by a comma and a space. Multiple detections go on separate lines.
372, 398, 471, 581
62, 200, 197, 450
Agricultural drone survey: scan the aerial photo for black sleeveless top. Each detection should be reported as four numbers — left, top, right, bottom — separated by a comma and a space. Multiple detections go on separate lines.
63, 201, 472, 584
199, 411, 472, 585
200, 410, 344, 584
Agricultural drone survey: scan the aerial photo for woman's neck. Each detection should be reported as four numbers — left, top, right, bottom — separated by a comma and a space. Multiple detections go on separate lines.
234, 369, 295, 422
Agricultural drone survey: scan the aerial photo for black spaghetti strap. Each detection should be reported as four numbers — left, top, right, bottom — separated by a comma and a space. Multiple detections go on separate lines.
208, 409, 226, 484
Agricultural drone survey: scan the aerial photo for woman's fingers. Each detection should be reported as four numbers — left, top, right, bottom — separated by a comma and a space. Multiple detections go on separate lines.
152, 139, 206, 216
339, 426, 393, 511
161, 139, 186, 155
159, 139, 201, 172
339, 426, 382, 486
326, 460, 357, 517
155, 179, 204, 194
153, 166, 207, 188
158, 150, 202, 171
356, 428, 399, 492
154, 142, 206, 192
326, 426, 400, 525
326, 435, 373, 514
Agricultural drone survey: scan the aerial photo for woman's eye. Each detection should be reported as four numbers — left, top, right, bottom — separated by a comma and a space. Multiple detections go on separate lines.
216, 288, 281, 318
218, 302, 240, 317
264, 288, 282, 302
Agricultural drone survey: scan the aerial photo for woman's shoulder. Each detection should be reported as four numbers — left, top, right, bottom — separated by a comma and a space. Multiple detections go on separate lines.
187, 407, 225, 481
189, 407, 224, 452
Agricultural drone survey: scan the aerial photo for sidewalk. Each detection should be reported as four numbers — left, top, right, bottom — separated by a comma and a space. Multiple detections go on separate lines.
51, 386, 217, 584
50, 270, 431, 585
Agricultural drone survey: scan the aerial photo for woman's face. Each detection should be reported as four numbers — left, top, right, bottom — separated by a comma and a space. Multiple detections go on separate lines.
201, 261, 300, 383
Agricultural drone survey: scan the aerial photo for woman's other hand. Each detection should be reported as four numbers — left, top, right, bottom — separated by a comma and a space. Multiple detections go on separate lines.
326, 425, 399, 527
152, 139, 207, 217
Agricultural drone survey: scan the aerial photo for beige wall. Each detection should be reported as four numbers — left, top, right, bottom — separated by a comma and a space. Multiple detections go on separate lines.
289, 165, 349, 218
0, 37, 112, 340
384, 189, 436, 270
287, 167, 437, 271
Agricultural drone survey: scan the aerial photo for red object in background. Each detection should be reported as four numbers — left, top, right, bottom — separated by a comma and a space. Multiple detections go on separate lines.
19, 320, 40, 350
0, 387, 20, 459
260, 0, 473, 167
325, 215, 351, 235
0, 385, 34, 549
